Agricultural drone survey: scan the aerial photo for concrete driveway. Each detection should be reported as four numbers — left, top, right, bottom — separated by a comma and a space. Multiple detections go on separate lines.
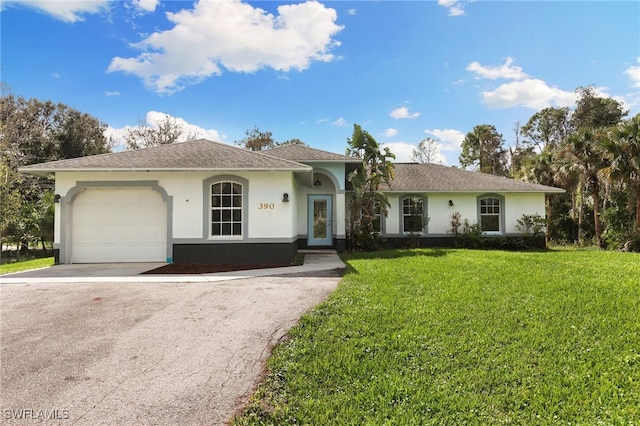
0, 258, 343, 425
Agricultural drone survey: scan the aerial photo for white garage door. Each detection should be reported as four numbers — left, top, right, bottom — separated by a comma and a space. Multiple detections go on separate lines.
71, 187, 167, 263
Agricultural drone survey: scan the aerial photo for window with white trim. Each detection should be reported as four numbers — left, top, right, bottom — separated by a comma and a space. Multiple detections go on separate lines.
402, 196, 424, 234
480, 197, 501, 232
360, 202, 382, 234
211, 182, 242, 236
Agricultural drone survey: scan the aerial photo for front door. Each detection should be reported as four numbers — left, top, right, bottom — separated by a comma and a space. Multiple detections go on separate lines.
308, 195, 333, 246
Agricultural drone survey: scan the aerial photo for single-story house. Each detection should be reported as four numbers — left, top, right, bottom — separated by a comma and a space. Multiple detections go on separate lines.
20, 139, 564, 265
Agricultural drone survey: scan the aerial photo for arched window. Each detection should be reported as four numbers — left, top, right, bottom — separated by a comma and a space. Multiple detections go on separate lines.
360, 202, 383, 234
211, 181, 243, 236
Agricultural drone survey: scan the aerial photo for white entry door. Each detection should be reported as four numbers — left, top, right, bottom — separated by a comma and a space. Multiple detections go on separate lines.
308, 195, 332, 246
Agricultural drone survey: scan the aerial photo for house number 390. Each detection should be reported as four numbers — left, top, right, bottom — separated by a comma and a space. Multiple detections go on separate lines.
259, 203, 275, 210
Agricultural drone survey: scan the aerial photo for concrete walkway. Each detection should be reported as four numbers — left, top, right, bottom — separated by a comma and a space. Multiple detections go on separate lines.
0, 253, 346, 284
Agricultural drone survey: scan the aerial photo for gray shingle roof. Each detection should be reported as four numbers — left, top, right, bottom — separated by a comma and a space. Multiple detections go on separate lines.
265, 145, 360, 163
20, 139, 312, 175
19, 140, 564, 194
382, 163, 564, 193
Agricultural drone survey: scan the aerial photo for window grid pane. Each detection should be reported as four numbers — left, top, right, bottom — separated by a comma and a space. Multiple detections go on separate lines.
480, 197, 500, 232
211, 181, 243, 236
360, 203, 382, 233
402, 197, 424, 233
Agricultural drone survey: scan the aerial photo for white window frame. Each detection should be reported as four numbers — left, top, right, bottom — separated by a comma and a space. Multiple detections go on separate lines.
203, 175, 248, 241
401, 195, 426, 235
360, 202, 384, 235
478, 194, 504, 235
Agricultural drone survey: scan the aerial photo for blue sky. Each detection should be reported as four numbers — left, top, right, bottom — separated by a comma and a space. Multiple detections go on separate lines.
2, 0, 639, 165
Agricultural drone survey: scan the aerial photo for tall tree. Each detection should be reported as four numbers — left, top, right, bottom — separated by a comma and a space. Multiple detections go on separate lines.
346, 124, 395, 250
459, 124, 508, 176
412, 138, 441, 164
0, 89, 110, 254
559, 128, 607, 247
124, 115, 196, 150
56, 108, 113, 158
572, 86, 627, 130
522, 147, 578, 242
601, 114, 640, 233
235, 126, 276, 151
553, 86, 627, 248
521, 107, 573, 152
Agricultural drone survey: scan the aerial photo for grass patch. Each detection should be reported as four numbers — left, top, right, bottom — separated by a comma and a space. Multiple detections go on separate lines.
235, 249, 640, 425
0, 257, 54, 275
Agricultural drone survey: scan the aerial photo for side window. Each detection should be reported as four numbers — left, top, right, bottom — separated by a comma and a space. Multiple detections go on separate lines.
360, 203, 383, 234
211, 181, 243, 237
402, 196, 425, 234
479, 196, 502, 233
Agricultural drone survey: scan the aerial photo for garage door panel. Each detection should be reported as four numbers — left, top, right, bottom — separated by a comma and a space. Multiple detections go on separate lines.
71, 188, 167, 263
73, 243, 166, 263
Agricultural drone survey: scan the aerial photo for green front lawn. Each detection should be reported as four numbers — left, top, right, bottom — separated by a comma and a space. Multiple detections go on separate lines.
235, 249, 640, 425
0, 257, 54, 275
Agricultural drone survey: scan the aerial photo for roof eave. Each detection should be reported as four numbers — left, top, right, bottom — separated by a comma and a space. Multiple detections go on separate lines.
301, 159, 362, 164
19, 166, 313, 174
374, 189, 566, 194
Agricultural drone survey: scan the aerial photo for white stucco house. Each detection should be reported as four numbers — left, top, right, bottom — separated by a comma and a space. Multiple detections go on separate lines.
20, 140, 564, 265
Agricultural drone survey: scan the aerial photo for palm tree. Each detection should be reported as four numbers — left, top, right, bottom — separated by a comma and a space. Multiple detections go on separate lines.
558, 128, 607, 247
522, 148, 559, 242
600, 114, 640, 233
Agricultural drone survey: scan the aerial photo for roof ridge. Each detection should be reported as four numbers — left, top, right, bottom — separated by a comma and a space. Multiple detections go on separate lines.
187, 139, 312, 168
265, 144, 359, 162
20, 139, 313, 173
244, 146, 311, 168
389, 163, 564, 193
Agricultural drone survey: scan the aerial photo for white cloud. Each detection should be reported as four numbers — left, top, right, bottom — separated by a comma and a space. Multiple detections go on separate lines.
383, 141, 447, 165
104, 90, 121, 97
466, 57, 528, 80
390, 106, 420, 119
108, 0, 343, 94
3, 0, 110, 22
465, 57, 577, 110
146, 111, 223, 141
481, 78, 576, 110
424, 128, 465, 151
133, 0, 158, 13
104, 111, 224, 150
383, 128, 398, 137
346, 8, 356, 16
381, 142, 416, 163
625, 58, 640, 88
332, 117, 348, 127
438, 0, 466, 17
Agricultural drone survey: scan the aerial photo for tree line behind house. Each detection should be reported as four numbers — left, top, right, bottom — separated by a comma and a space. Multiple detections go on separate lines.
452, 86, 639, 250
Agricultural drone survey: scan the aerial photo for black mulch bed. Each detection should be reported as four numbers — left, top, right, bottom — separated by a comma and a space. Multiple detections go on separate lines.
141, 263, 289, 275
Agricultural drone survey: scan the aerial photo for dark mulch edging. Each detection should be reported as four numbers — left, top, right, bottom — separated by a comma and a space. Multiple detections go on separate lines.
141, 263, 289, 275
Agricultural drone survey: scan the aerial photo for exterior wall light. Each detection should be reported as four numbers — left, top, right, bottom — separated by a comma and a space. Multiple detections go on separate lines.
53, 194, 61, 203
314, 179, 322, 186
283, 193, 289, 202
448, 199, 454, 207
